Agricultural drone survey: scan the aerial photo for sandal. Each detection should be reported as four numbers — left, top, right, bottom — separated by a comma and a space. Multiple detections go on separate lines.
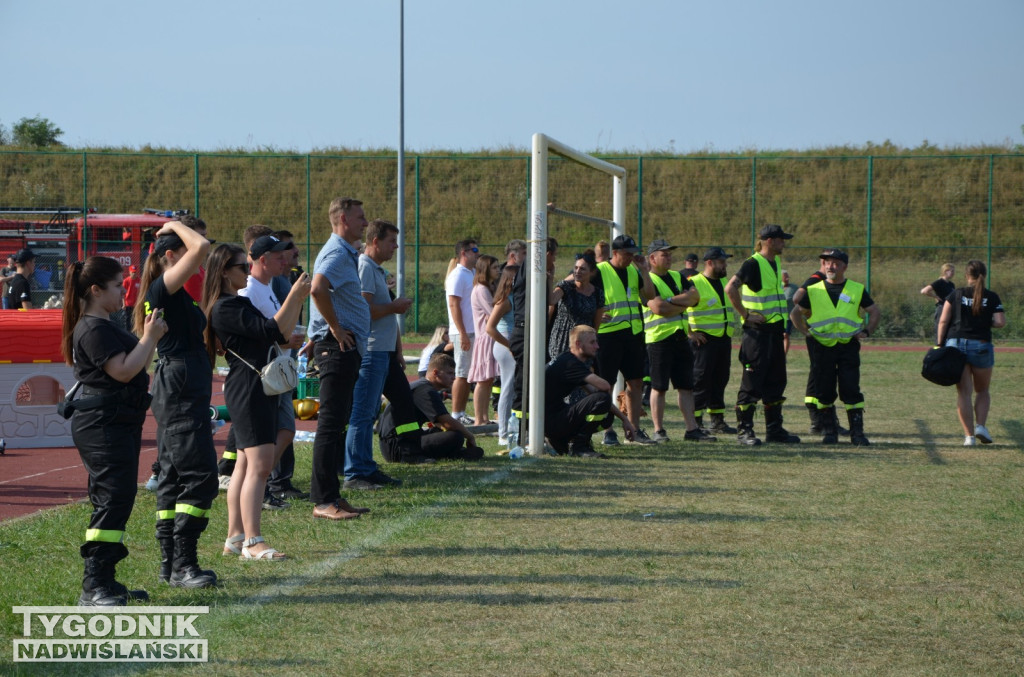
240, 536, 287, 561
223, 534, 245, 556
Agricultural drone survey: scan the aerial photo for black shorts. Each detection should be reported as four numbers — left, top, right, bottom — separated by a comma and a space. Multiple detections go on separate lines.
647, 332, 694, 391
596, 329, 646, 383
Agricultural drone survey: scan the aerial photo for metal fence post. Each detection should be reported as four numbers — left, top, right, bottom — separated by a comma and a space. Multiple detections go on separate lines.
987, 154, 994, 282
866, 156, 873, 291
414, 154, 421, 332
193, 154, 200, 216
637, 155, 644, 245
749, 157, 757, 249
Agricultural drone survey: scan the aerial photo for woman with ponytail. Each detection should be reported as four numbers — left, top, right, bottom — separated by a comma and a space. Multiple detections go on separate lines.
136, 220, 218, 588
937, 259, 1007, 446
62, 257, 167, 605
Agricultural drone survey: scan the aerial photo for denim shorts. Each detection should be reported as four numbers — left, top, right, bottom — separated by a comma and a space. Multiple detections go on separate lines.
945, 338, 994, 369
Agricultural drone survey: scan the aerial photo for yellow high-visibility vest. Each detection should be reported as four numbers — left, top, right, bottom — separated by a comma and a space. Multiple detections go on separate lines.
597, 261, 642, 335
805, 279, 866, 347
643, 270, 685, 344
740, 253, 786, 326
687, 273, 735, 337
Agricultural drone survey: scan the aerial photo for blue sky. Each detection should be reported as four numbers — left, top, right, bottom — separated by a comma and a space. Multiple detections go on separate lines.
3, 0, 1022, 153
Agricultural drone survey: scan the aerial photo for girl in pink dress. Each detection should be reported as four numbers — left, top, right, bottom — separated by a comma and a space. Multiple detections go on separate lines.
468, 255, 499, 424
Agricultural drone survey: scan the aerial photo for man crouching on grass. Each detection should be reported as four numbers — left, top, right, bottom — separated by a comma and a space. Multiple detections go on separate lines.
378, 353, 484, 462
545, 325, 636, 458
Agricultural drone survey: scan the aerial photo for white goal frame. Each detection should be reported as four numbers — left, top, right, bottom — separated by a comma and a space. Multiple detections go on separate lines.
525, 133, 627, 456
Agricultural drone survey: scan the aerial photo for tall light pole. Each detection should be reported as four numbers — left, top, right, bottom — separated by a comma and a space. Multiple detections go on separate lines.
396, 0, 406, 330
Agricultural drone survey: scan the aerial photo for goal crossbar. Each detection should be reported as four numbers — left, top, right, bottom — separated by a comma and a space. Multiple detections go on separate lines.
525, 133, 627, 456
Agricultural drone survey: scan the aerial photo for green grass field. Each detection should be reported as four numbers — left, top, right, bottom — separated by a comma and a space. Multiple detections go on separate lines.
2, 347, 1023, 675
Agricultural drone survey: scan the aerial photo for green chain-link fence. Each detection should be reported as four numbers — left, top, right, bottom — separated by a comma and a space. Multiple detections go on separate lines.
1, 150, 1021, 337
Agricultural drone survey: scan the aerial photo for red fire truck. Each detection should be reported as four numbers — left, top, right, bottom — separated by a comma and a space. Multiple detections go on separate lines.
0, 207, 188, 307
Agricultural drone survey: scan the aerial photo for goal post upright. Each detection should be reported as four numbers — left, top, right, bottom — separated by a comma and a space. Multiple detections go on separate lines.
526, 133, 627, 457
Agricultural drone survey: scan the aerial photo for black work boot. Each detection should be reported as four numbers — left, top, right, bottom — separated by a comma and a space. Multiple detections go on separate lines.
764, 403, 800, 444
708, 412, 737, 434
832, 407, 850, 436
848, 409, 870, 446
735, 406, 761, 446
694, 414, 704, 431
79, 557, 128, 607
158, 536, 174, 584
807, 402, 821, 434
169, 536, 218, 589
820, 407, 839, 444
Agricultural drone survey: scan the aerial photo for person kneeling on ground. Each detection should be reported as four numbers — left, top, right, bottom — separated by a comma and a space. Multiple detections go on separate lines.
545, 325, 636, 458
378, 353, 484, 462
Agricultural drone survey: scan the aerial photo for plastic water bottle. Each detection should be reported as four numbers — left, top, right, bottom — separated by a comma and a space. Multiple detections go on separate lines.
211, 419, 226, 433
506, 413, 524, 458
297, 354, 308, 378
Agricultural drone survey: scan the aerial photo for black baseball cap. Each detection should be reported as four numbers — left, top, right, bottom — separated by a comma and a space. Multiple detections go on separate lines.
249, 235, 292, 260
702, 247, 733, 261
646, 238, 677, 255
153, 233, 186, 257
758, 224, 794, 240
611, 235, 640, 254
819, 248, 849, 264
684, 252, 699, 263
13, 248, 36, 264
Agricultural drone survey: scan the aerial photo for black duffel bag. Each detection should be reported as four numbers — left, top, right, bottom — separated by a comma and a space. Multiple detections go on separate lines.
921, 345, 967, 386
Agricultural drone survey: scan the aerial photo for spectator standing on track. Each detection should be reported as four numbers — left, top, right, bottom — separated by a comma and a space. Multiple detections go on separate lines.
445, 239, 479, 424
1, 254, 16, 308
790, 249, 880, 446
725, 224, 801, 446
62, 256, 167, 605
936, 260, 1006, 446
307, 197, 373, 521
5, 249, 36, 309
686, 248, 738, 435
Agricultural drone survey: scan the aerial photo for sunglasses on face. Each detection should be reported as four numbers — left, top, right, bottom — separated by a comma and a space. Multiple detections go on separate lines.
469, 247, 479, 254
229, 262, 251, 273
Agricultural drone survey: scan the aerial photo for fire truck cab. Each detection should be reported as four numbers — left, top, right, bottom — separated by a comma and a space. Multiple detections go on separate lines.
0, 207, 188, 307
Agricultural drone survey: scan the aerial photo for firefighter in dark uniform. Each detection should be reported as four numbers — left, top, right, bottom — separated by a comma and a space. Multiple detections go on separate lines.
545, 325, 636, 457
725, 224, 801, 446
686, 247, 738, 435
134, 222, 218, 588
790, 249, 880, 445
62, 256, 167, 605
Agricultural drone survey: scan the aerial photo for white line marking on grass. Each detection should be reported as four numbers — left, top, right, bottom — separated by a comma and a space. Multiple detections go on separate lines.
244, 460, 531, 606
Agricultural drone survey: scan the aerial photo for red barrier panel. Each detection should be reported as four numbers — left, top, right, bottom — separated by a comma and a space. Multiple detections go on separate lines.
0, 309, 64, 363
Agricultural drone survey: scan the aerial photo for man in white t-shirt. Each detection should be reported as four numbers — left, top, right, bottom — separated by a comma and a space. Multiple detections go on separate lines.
238, 235, 305, 504
445, 239, 479, 422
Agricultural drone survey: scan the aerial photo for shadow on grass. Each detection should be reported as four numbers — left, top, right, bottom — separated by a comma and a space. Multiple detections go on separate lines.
914, 419, 945, 465
998, 418, 1024, 452
387, 545, 738, 558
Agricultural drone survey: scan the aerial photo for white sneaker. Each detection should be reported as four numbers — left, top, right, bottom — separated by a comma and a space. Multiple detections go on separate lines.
218, 475, 231, 490
963, 436, 977, 447
454, 413, 475, 426
975, 425, 993, 444
497, 436, 509, 446
144, 474, 158, 491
